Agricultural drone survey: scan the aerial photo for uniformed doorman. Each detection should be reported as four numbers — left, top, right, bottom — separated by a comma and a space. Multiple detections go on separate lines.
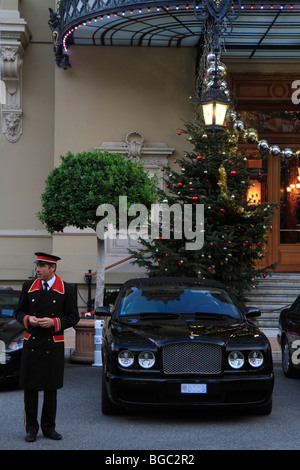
15, 252, 79, 442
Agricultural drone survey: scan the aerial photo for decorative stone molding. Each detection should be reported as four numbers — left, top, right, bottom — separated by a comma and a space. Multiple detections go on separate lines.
96, 132, 175, 259
96, 131, 175, 190
0, 9, 31, 142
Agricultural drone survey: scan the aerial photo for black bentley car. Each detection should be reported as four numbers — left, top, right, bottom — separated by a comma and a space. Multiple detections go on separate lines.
278, 296, 300, 378
0, 288, 24, 383
98, 277, 274, 415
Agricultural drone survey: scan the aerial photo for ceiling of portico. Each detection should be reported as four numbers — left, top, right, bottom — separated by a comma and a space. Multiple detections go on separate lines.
58, 0, 300, 59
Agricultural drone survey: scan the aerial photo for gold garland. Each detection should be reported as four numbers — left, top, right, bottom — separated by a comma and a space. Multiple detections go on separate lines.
218, 165, 248, 216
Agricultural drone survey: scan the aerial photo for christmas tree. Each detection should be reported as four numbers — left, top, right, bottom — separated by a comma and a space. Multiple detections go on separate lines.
130, 49, 277, 302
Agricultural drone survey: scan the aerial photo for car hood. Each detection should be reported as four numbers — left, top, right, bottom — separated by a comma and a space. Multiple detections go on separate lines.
111, 317, 266, 347
0, 317, 24, 344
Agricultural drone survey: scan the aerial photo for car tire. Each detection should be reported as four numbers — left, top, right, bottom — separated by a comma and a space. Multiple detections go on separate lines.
282, 337, 300, 378
101, 368, 123, 415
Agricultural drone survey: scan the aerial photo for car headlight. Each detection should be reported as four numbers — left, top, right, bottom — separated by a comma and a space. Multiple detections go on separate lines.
138, 351, 155, 369
248, 350, 264, 368
228, 351, 244, 369
118, 350, 134, 367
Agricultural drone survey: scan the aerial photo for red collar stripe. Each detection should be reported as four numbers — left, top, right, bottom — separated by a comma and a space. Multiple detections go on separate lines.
28, 279, 42, 293
52, 277, 65, 294
28, 276, 65, 294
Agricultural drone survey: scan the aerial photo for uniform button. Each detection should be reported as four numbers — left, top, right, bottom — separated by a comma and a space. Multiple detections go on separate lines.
31, 349, 34, 352
51, 313, 54, 316
46, 351, 50, 354
32, 337, 35, 340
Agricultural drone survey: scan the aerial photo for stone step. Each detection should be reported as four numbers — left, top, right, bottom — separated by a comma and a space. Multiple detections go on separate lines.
248, 287, 299, 293
246, 299, 293, 306
245, 272, 300, 327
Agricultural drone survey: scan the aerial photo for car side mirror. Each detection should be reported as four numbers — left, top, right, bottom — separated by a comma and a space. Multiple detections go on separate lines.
280, 307, 289, 316
95, 306, 111, 316
246, 306, 261, 318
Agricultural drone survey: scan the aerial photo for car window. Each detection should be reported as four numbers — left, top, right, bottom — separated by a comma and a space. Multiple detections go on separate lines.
116, 285, 242, 320
0, 290, 20, 318
290, 296, 300, 316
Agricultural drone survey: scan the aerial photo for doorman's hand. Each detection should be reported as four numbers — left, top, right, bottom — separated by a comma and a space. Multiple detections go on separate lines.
37, 317, 55, 328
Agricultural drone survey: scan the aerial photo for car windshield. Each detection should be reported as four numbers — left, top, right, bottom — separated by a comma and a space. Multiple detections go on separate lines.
116, 284, 242, 320
0, 291, 20, 318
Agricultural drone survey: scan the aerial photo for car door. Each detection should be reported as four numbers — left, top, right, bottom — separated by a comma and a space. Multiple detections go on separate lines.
285, 297, 300, 351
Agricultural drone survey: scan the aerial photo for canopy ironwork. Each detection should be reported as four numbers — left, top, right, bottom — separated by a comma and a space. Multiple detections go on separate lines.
48, 0, 300, 67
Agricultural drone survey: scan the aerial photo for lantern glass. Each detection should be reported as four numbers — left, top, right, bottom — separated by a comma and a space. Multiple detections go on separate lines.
215, 102, 228, 127
202, 103, 214, 127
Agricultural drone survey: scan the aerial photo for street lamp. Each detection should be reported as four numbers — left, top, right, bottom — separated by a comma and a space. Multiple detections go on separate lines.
201, 82, 229, 131
200, 56, 229, 131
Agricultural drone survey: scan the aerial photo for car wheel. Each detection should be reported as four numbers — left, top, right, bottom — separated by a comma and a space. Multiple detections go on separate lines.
282, 337, 300, 378
101, 368, 123, 415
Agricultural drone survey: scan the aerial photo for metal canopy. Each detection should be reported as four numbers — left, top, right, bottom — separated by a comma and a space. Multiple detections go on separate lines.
54, 0, 300, 60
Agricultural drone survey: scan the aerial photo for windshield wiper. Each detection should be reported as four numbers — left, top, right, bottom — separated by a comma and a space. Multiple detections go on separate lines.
138, 312, 181, 319
193, 312, 236, 320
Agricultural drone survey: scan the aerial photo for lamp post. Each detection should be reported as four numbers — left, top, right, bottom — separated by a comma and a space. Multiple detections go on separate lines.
200, 26, 229, 140
197, 1, 239, 135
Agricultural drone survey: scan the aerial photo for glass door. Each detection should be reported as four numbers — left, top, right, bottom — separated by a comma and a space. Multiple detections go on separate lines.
239, 109, 300, 271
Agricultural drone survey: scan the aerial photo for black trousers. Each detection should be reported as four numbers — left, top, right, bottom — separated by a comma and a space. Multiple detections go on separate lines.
24, 389, 57, 435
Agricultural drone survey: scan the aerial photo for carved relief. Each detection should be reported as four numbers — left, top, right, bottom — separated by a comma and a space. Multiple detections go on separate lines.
1, 46, 23, 142
4, 112, 22, 143
96, 131, 175, 190
125, 131, 144, 160
229, 72, 297, 103
269, 82, 290, 100
0, 12, 30, 143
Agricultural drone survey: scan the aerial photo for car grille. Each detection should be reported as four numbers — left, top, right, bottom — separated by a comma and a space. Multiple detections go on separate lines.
162, 342, 222, 375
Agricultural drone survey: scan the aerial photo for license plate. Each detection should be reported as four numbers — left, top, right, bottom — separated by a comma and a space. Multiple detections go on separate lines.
181, 384, 207, 394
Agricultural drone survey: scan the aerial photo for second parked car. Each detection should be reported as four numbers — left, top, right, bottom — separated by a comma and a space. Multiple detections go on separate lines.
0, 287, 24, 384
278, 296, 300, 378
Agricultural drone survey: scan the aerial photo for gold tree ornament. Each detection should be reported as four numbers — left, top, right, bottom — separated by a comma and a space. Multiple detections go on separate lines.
243, 128, 259, 144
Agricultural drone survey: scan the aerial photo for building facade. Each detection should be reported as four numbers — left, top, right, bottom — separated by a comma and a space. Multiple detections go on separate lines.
0, 0, 299, 310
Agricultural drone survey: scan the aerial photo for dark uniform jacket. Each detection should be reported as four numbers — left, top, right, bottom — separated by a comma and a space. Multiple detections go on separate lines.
15, 276, 79, 391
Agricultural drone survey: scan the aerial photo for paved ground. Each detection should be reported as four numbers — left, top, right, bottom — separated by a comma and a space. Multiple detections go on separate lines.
0, 363, 298, 452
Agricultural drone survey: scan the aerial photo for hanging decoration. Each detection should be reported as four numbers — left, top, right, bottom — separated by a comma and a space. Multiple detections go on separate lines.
198, 49, 300, 162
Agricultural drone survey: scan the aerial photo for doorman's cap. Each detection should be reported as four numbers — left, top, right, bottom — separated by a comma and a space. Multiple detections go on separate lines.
34, 252, 61, 264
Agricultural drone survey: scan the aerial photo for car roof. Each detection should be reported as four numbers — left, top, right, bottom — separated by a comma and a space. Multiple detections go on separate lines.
121, 277, 227, 290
